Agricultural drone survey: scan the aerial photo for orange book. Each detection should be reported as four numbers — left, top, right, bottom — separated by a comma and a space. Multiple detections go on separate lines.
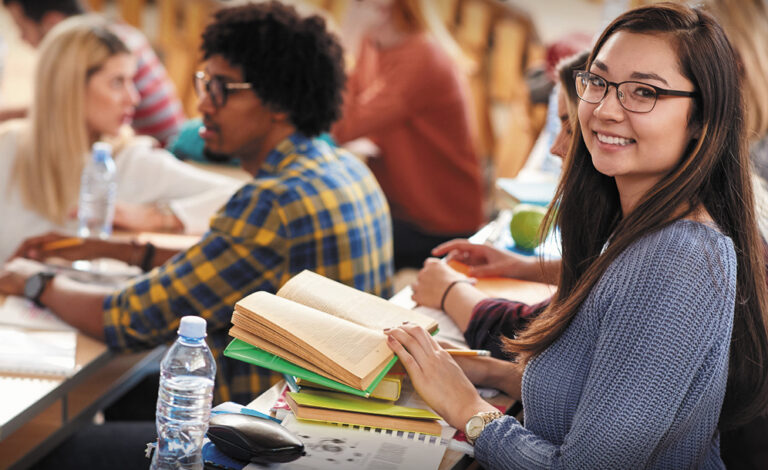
447, 260, 555, 305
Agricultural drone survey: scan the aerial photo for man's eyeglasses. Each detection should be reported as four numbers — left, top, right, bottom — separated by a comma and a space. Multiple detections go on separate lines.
194, 71, 253, 108
573, 71, 697, 113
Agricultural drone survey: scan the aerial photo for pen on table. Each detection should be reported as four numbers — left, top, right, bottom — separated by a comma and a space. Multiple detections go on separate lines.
445, 349, 491, 357
42, 238, 84, 251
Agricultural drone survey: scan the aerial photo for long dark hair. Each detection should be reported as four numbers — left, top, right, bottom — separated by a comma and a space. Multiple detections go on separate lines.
505, 3, 768, 430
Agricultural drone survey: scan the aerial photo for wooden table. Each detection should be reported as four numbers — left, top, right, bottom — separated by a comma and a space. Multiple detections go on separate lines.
0, 327, 165, 470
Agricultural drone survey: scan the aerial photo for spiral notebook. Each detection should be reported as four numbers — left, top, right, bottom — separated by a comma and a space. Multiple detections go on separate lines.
0, 326, 77, 376
0, 376, 61, 425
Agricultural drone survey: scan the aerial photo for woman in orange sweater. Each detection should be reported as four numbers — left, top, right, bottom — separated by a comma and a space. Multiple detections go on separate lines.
333, 0, 484, 269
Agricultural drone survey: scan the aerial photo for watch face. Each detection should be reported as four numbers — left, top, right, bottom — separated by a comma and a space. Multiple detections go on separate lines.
466, 415, 486, 439
24, 272, 52, 303
24, 273, 45, 300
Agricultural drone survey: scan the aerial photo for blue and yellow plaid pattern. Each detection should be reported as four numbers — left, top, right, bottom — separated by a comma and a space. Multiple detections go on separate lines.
103, 133, 394, 404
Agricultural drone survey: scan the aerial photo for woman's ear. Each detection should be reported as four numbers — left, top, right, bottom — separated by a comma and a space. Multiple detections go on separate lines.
687, 120, 703, 142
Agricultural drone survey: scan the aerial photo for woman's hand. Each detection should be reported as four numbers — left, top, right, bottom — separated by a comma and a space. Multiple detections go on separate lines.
384, 323, 499, 429
436, 340, 523, 400
432, 239, 537, 280
411, 258, 472, 309
113, 202, 183, 233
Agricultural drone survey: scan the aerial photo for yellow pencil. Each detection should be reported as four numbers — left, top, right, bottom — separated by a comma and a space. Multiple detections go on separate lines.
43, 237, 84, 251
445, 349, 491, 357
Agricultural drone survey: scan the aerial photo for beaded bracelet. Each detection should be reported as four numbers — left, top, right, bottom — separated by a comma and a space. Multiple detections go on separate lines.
439, 279, 475, 312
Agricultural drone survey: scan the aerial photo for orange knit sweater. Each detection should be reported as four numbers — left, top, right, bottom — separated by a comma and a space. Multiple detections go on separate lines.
333, 34, 484, 235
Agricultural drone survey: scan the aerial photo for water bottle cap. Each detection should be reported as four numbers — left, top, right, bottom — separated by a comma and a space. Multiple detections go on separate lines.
178, 316, 207, 338
92, 142, 113, 162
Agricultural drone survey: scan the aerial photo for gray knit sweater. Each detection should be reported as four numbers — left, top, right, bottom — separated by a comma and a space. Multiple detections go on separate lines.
475, 220, 736, 469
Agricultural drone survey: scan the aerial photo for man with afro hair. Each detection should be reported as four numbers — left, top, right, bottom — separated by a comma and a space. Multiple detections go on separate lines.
4, 5, 393, 466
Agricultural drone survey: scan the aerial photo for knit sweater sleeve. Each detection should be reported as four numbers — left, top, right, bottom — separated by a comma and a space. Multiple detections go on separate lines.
474, 223, 736, 469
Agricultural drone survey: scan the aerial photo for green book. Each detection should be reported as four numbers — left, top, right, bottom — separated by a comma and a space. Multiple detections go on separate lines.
224, 338, 398, 398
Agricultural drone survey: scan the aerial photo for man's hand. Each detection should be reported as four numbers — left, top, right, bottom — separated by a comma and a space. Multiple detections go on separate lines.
0, 258, 49, 296
9, 232, 107, 263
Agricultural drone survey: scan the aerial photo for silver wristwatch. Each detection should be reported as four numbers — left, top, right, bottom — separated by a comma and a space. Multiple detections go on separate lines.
465, 410, 504, 445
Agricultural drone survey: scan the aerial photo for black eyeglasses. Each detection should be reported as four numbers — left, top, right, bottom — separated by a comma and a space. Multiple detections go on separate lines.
194, 71, 253, 108
573, 71, 697, 113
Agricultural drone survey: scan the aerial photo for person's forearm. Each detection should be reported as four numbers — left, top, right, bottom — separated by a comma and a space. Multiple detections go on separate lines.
538, 259, 561, 285
485, 359, 522, 400
0, 106, 28, 122
443, 283, 489, 332
39, 276, 111, 341
521, 258, 561, 284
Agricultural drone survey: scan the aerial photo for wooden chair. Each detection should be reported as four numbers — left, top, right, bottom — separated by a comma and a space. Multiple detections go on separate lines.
452, 0, 545, 179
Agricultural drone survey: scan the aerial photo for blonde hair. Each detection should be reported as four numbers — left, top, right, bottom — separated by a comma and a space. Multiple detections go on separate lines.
13, 15, 132, 223
704, 0, 768, 141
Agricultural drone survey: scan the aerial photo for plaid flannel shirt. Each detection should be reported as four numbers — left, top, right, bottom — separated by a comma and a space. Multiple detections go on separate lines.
103, 133, 394, 404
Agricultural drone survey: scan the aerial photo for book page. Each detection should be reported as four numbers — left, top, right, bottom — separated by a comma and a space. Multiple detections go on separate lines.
276, 270, 437, 333
229, 325, 346, 384
235, 292, 393, 383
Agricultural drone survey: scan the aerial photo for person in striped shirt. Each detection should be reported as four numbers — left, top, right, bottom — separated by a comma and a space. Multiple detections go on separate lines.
1, 0, 185, 145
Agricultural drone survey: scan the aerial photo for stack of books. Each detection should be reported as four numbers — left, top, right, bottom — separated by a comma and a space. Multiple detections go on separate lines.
224, 270, 444, 433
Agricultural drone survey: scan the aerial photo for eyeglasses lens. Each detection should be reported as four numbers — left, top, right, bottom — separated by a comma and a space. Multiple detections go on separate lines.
194, 74, 225, 107
575, 72, 657, 113
618, 83, 656, 112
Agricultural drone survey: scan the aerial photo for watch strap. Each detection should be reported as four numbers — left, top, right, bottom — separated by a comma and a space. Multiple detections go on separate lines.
466, 410, 504, 445
25, 272, 55, 307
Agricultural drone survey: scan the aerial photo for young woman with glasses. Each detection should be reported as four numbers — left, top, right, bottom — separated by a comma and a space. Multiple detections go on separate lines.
385, 3, 768, 468
0, 16, 238, 261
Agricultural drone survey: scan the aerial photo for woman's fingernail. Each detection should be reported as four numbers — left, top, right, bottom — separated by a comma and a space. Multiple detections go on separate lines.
383, 328, 391, 332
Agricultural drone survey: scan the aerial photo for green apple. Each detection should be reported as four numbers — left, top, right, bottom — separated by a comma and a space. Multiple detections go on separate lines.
509, 204, 549, 251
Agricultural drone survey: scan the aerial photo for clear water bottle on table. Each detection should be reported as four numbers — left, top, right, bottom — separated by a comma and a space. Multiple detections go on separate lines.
151, 316, 216, 469
77, 141, 117, 239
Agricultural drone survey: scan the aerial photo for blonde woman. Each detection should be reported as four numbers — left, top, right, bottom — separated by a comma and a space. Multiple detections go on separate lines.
0, 16, 237, 261
332, 0, 484, 269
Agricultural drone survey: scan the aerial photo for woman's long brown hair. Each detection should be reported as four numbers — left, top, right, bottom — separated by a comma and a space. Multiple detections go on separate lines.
504, 3, 768, 430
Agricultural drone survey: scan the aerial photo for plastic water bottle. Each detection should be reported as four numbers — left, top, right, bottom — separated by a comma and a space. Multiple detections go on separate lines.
77, 142, 117, 239
151, 316, 216, 470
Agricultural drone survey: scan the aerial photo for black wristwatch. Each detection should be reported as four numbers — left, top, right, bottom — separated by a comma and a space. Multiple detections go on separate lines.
24, 272, 55, 306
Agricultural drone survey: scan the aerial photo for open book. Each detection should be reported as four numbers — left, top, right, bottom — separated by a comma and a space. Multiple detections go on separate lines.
227, 270, 438, 395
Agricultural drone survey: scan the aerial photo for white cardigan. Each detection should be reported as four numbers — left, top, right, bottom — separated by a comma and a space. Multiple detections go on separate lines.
0, 121, 241, 262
